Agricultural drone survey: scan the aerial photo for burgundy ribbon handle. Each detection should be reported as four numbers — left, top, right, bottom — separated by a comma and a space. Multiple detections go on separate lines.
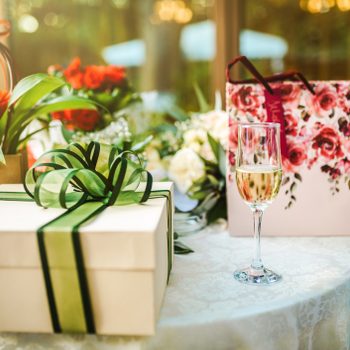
226, 55, 274, 94
226, 56, 315, 95
281, 71, 315, 94
250, 71, 315, 95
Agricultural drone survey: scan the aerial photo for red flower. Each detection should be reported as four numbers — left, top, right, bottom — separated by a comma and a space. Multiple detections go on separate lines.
63, 58, 126, 91
0, 90, 10, 118
84, 65, 105, 90
309, 83, 337, 117
312, 126, 344, 160
104, 65, 126, 86
52, 110, 68, 121
231, 86, 261, 114
71, 109, 101, 131
284, 111, 298, 136
52, 110, 74, 129
64, 57, 84, 89
52, 109, 101, 131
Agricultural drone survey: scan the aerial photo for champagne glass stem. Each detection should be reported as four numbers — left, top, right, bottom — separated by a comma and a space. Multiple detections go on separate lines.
251, 209, 264, 271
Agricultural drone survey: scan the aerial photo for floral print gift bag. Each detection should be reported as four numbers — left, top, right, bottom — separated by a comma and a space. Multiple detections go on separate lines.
226, 56, 350, 236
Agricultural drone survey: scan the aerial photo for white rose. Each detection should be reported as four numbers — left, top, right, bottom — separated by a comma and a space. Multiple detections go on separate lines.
199, 110, 229, 149
145, 147, 163, 172
183, 128, 215, 161
168, 148, 205, 193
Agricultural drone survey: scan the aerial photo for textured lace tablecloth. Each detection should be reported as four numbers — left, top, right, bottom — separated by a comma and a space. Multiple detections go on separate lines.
1, 225, 350, 350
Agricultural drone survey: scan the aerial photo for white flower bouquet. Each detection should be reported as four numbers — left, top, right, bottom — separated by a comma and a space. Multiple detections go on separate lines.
145, 91, 228, 224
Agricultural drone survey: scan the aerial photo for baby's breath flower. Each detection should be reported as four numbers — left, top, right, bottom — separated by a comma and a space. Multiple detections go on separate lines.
71, 117, 131, 145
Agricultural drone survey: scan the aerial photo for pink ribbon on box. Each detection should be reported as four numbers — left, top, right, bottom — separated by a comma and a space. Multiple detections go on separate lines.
264, 88, 288, 157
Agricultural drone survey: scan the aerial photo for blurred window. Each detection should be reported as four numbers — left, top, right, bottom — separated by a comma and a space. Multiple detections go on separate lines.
3, 0, 349, 109
2, 0, 215, 109
239, 0, 350, 80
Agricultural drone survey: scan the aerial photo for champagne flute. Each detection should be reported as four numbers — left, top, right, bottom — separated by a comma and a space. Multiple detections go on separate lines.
234, 122, 282, 285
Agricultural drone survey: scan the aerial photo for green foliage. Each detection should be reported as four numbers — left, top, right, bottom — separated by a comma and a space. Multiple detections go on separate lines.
193, 83, 210, 113
174, 240, 194, 254
207, 132, 219, 161
0, 74, 98, 157
165, 104, 189, 122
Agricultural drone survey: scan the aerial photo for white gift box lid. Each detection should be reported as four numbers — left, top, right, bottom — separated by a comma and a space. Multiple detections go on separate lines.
0, 182, 173, 270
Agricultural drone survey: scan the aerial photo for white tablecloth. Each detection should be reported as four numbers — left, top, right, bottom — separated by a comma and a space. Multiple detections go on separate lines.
1, 225, 350, 350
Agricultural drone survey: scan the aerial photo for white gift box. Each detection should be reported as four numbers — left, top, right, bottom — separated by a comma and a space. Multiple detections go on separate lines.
0, 182, 173, 335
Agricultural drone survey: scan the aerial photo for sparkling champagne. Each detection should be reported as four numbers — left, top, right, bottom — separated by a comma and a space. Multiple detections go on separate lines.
236, 165, 282, 207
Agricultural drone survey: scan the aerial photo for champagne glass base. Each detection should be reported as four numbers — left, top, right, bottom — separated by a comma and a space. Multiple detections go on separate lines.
234, 267, 282, 285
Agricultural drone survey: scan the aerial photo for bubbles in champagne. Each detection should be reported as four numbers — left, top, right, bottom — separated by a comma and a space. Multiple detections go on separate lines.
235, 165, 282, 208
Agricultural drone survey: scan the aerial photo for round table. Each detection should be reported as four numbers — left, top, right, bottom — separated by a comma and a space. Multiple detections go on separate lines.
2, 225, 350, 350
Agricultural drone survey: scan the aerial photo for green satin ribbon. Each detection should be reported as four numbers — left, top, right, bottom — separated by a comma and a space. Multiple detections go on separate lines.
0, 141, 172, 334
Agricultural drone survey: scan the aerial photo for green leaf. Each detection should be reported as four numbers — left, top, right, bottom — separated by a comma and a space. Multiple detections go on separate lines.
166, 105, 188, 121
32, 95, 98, 116
194, 83, 210, 113
18, 126, 49, 146
0, 110, 8, 142
174, 240, 194, 254
207, 174, 219, 186
192, 192, 220, 215
7, 96, 98, 153
189, 190, 210, 200
9, 74, 64, 106
5, 75, 67, 150
131, 135, 153, 152
61, 125, 75, 143
153, 124, 177, 134
218, 142, 226, 177
206, 195, 227, 224
0, 147, 5, 165
207, 132, 219, 162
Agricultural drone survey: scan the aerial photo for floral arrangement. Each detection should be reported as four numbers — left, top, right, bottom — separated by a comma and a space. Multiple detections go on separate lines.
226, 81, 350, 208
0, 73, 97, 163
145, 92, 228, 223
47, 58, 140, 134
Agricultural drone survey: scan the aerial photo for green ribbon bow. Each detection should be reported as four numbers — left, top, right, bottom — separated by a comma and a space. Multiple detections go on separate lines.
24, 141, 153, 209
13, 141, 172, 334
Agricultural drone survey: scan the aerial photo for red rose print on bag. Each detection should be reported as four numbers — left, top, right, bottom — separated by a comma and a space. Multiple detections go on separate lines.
272, 83, 301, 108
284, 111, 298, 137
231, 86, 264, 119
226, 56, 350, 206
226, 56, 350, 212
312, 125, 344, 160
308, 83, 337, 118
